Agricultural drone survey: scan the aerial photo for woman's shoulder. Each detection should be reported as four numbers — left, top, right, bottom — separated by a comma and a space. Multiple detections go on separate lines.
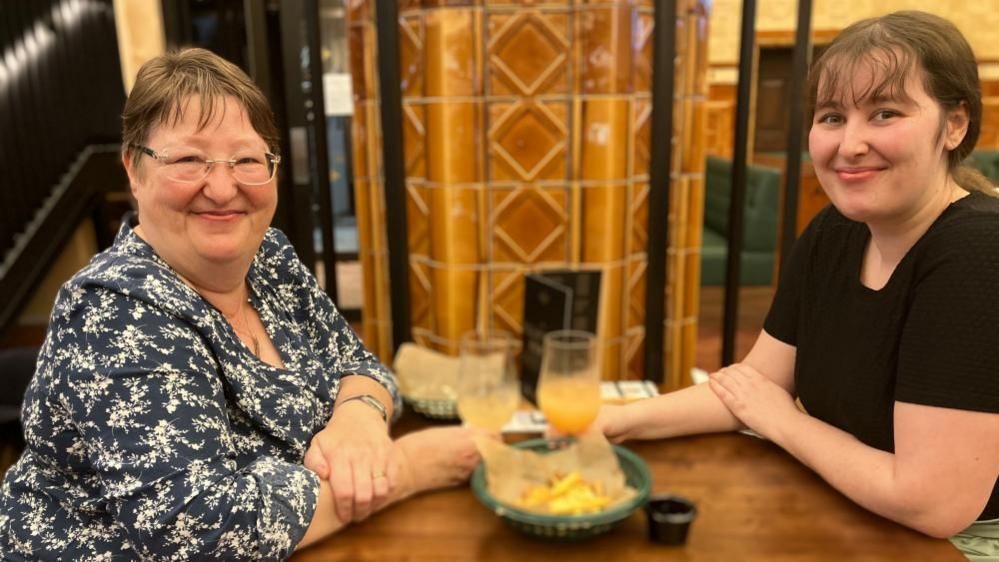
252, 227, 309, 284
45, 229, 219, 383
70, 230, 165, 293
257, 227, 297, 263
924, 191, 999, 249
940, 190, 999, 223
908, 192, 999, 283
260, 225, 294, 247
58, 224, 203, 322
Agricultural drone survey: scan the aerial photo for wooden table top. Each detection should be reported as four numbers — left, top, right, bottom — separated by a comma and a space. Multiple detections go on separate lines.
291, 426, 963, 562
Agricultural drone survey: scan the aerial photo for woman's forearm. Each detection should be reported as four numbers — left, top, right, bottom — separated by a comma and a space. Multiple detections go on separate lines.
296, 480, 345, 550
616, 332, 797, 442
771, 409, 973, 538
708, 363, 995, 538
634, 383, 971, 537
620, 382, 744, 441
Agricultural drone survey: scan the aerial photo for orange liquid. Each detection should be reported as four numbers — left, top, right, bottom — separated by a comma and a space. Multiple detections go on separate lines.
538, 378, 601, 434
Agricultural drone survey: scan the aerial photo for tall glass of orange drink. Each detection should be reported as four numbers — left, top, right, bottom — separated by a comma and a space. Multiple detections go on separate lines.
457, 331, 520, 431
537, 330, 600, 434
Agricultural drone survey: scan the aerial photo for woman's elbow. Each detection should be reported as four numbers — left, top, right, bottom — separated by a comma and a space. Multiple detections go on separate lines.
890, 469, 990, 540
910, 518, 968, 540
897, 497, 978, 539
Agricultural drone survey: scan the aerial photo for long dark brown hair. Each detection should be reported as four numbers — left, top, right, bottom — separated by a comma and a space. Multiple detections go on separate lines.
807, 11, 994, 194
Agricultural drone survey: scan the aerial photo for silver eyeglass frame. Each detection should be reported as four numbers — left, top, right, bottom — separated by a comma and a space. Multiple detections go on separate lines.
129, 143, 282, 186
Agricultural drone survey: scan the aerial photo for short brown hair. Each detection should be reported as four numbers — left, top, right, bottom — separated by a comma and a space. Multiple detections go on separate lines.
122, 48, 280, 162
808, 11, 981, 171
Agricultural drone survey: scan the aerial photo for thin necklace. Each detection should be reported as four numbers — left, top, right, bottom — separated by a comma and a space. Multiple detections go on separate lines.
224, 297, 260, 357
171, 270, 261, 356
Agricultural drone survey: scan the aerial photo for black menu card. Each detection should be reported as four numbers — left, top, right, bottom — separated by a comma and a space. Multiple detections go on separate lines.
520, 269, 602, 403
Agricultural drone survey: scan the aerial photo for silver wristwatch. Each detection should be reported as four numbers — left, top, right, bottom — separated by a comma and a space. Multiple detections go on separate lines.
339, 394, 388, 423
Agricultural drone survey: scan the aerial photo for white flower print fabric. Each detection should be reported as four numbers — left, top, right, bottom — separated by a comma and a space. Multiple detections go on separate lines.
0, 219, 399, 561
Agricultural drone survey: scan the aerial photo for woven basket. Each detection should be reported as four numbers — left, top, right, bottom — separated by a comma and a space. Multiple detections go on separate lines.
403, 395, 459, 420
470, 438, 651, 541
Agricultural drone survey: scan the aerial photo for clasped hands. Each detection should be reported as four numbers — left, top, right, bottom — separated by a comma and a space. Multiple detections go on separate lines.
303, 399, 399, 523
299, 363, 797, 523
708, 362, 801, 441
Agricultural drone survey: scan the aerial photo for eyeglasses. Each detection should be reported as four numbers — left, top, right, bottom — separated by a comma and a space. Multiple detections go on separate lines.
130, 144, 281, 186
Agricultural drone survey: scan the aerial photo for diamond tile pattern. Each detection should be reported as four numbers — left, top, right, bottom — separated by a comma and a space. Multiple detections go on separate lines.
489, 12, 569, 96
410, 260, 432, 331
491, 185, 568, 264
630, 182, 649, 256
633, 99, 652, 177
490, 268, 525, 334
628, 257, 647, 330
399, 15, 424, 97
634, 11, 655, 93
402, 103, 426, 178
490, 102, 567, 182
406, 181, 430, 257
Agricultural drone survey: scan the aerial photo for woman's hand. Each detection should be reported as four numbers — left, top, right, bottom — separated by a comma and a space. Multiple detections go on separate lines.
588, 404, 634, 443
708, 363, 801, 441
544, 403, 634, 443
303, 401, 399, 522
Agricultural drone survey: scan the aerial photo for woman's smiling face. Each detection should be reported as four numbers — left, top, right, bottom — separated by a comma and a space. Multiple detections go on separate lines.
808, 58, 968, 226
125, 95, 277, 276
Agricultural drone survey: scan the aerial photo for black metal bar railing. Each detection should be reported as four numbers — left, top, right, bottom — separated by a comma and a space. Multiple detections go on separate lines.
0, 0, 125, 333
721, 0, 757, 366
303, 0, 339, 303
375, 0, 411, 351
644, 0, 677, 384
779, 0, 813, 270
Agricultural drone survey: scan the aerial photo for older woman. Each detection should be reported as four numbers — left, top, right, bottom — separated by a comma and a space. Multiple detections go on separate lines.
0, 48, 479, 561
590, 11, 999, 559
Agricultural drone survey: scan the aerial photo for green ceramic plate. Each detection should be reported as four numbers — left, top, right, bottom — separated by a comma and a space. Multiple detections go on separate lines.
470, 438, 652, 541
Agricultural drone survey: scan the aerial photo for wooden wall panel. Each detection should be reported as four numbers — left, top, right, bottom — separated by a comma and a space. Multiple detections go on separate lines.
705, 83, 735, 158
113, 0, 165, 93
980, 82, 999, 150
709, 0, 999, 66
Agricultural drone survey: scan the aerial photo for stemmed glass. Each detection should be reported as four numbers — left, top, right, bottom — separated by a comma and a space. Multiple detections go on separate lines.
537, 330, 601, 435
456, 331, 520, 431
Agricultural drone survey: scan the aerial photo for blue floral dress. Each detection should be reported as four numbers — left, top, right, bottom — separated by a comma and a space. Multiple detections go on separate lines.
0, 219, 399, 561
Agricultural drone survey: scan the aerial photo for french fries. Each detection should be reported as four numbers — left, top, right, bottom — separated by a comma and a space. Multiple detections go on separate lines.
517, 471, 613, 515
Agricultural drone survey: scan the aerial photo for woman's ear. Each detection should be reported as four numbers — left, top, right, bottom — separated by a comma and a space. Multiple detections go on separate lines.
122, 150, 141, 197
944, 101, 970, 151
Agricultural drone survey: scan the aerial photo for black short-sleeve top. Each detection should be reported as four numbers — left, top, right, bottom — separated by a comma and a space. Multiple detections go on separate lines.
764, 190, 999, 521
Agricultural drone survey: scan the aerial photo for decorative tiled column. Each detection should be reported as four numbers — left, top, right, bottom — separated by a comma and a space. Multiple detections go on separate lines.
349, 0, 709, 388
348, 0, 394, 358
667, 0, 710, 388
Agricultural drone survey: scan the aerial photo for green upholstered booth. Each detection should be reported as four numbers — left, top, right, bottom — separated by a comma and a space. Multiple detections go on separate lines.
701, 156, 781, 286
967, 150, 999, 184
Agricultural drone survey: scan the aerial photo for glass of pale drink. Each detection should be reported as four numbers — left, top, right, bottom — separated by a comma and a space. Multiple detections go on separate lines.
456, 331, 520, 431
